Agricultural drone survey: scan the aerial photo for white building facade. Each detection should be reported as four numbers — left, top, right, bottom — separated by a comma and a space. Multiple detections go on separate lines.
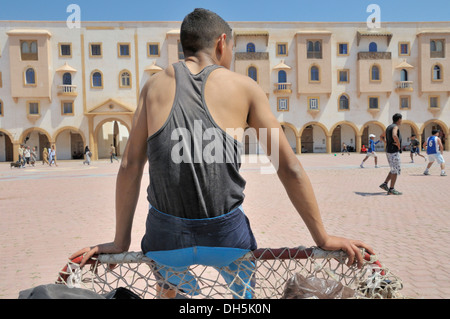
0, 20, 448, 162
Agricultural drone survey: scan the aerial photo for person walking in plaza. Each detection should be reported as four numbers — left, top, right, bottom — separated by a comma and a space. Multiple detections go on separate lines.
341, 142, 350, 155
18, 144, 25, 168
48, 146, 53, 166
24, 146, 31, 166
71, 8, 374, 298
83, 146, 92, 165
409, 134, 426, 163
379, 114, 403, 195
423, 129, 446, 176
110, 144, 119, 163
49, 145, 58, 167
360, 134, 380, 168
30, 147, 37, 167
42, 147, 49, 165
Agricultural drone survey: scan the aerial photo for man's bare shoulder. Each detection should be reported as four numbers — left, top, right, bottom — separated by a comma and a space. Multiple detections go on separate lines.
209, 67, 264, 97
216, 67, 259, 84
142, 65, 175, 95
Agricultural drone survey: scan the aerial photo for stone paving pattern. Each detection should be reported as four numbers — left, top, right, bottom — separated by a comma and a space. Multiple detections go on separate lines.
0, 151, 448, 299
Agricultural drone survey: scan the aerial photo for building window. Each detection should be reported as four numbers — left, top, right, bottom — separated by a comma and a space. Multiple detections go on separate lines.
337, 43, 349, 56
429, 96, 440, 109
178, 41, 184, 60
430, 40, 445, 58
118, 43, 130, 57
91, 70, 103, 88
369, 97, 379, 109
278, 70, 287, 83
20, 40, 38, 60
246, 43, 255, 53
247, 66, 257, 82
277, 43, 287, 56
62, 72, 72, 86
25, 68, 36, 85
28, 101, 40, 115
400, 96, 411, 110
307, 40, 322, 59
119, 70, 132, 88
370, 64, 381, 82
59, 43, 72, 57
0, 99, 3, 116
308, 97, 320, 110
338, 69, 349, 83
432, 64, 442, 81
61, 101, 74, 115
148, 43, 160, 57
90, 43, 102, 57
369, 42, 377, 52
338, 94, 349, 110
399, 42, 410, 56
400, 69, 408, 82
309, 65, 320, 82
277, 97, 289, 112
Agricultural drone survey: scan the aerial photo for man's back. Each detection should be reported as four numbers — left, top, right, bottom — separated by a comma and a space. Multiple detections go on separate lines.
145, 61, 254, 218
426, 136, 439, 154
145, 63, 253, 142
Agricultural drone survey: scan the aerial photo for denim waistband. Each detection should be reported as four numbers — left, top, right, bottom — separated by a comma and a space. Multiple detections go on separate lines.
148, 204, 245, 231
141, 203, 257, 253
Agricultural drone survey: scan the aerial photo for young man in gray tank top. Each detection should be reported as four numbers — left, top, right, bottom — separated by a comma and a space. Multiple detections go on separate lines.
71, 8, 374, 297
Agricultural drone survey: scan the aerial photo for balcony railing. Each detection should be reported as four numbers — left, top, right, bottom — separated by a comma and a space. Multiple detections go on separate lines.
307, 51, 322, 59
395, 81, 413, 92
273, 83, 292, 94
235, 52, 269, 61
57, 85, 78, 96
358, 52, 392, 60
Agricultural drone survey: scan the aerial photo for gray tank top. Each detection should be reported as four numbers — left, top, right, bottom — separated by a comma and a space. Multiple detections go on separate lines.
146, 62, 246, 219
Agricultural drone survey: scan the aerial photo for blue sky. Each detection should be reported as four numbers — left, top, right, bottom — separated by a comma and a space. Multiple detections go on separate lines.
0, 0, 449, 22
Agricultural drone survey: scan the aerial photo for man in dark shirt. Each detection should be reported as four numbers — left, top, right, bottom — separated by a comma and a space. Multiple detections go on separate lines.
379, 114, 403, 195
409, 134, 426, 163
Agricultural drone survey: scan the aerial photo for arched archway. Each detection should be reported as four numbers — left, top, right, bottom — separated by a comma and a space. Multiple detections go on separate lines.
399, 120, 421, 150
53, 127, 87, 160
94, 118, 131, 160
299, 122, 329, 153
330, 121, 359, 153
19, 128, 53, 161
0, 129, 14, 162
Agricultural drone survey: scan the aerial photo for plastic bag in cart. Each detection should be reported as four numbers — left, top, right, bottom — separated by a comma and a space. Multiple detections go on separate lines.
282, 273, 357, 299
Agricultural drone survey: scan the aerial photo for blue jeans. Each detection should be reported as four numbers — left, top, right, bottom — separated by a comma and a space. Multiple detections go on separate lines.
141, 205, 257, 298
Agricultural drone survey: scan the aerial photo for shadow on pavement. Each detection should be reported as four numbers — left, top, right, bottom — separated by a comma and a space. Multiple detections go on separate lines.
354, 191, 387, 197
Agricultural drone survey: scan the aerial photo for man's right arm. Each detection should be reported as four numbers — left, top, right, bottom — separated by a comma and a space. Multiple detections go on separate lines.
245, 79, 373, 268
392, 126, 401, 150
71, 82, 150, 267
438, 138, 444, 154
380, 131, 386, 144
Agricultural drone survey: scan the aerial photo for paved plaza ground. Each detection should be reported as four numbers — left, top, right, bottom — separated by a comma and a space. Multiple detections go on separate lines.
0, 151, 448, 299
